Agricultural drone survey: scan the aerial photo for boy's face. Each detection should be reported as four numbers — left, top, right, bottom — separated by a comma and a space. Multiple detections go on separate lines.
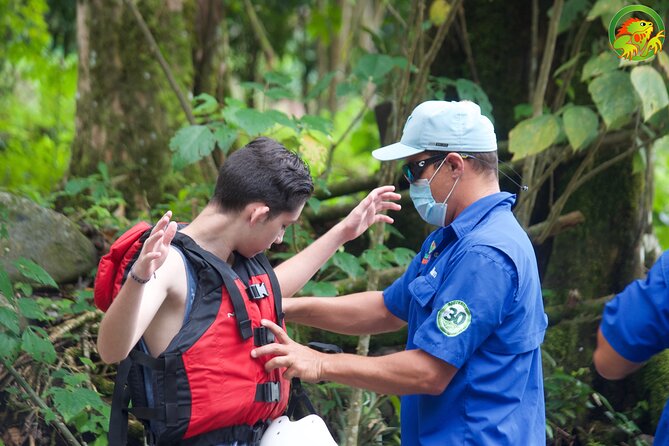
244, 202, 304, 257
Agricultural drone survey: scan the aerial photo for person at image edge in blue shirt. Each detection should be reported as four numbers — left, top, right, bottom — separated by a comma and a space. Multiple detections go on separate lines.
594, 250, 669, 445
251, 100, 549, 445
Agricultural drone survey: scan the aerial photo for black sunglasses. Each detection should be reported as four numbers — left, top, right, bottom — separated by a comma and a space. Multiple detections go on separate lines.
402, 153, 448, 183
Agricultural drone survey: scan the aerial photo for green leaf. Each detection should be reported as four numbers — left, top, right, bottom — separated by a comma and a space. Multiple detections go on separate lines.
0, 268, 13, 301
588, 71, 637, 130
263, 71, 292, 86
562, 106, 599, 150
354, 54, 399, 81
581, 52, 619, 82
12, 258, 57, 288
307, 197, 321, 214
335, 81, 358, 97
361, 247, 393, 270
454, 79, 494, 123
211, 125, 238, 155
333, 252, 364, 278
586, 0, 626, 27
265, 87, 295, 100
18, 297, 47, 320
508, 114, 561, 160
0, 332, 20, 359
232, 109, 276, 136
301, 281, 338, 297
307, 72, 336, 101
0, 306, 20, 335
169, 125, 216, 170
300, 115, 332, 134
79, 356, 96, 369
21, 327, 56, 364
264, 109, 297, 131
630, 66, 669, 122
555, 0, 590, 34
50, 387, 105, 422
64, 177, 92, 195
192, 93, 219, 116
393, 247, 417, 267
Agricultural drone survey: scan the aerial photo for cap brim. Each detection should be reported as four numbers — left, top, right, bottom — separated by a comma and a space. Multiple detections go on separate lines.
372, 142, 425, 161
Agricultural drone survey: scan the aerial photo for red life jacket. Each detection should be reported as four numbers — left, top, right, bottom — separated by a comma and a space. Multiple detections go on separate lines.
96, 227, 289, 445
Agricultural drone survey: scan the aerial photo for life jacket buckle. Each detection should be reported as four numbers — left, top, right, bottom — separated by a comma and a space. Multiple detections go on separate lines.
247, 282, 269, 300
255, 381, 281, 403
254, 326, 275, 346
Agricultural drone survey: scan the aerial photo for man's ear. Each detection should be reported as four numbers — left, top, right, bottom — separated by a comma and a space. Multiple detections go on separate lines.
247, 203, 271, 226
446, 153, 465, 176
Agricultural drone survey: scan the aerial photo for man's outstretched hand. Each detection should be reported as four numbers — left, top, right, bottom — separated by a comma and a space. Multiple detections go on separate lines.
251, 319, 326, 383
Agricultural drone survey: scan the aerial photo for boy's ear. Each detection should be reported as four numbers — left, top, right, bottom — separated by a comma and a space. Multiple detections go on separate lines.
248, 203, 271, 226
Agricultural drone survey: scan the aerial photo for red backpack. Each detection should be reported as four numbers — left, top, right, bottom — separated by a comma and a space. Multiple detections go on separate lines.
93, 221, 152, 312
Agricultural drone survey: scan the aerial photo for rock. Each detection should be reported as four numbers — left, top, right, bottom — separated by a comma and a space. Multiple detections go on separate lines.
0, 192, 97, 284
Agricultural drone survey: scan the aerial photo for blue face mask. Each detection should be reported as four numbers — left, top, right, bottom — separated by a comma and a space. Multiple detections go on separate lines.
409, 159, 460, 226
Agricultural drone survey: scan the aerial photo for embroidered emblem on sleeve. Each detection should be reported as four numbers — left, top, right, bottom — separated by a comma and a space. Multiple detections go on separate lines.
437, 300, 471, 337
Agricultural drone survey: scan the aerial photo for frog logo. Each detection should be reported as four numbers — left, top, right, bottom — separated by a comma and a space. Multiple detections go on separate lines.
437, 300, 471, 337
609, 5, 665, 61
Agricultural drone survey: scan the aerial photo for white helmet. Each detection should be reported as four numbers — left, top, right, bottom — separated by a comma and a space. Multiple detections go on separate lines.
260, 415, 338, 446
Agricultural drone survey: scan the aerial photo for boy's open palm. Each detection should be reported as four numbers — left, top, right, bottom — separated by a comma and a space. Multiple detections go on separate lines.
133, 211, 178, 280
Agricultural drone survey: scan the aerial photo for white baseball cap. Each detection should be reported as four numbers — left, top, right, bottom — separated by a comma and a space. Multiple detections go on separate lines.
372, 100, 497, 161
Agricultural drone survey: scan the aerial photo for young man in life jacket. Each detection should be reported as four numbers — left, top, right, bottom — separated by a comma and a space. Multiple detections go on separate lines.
96, 136, 401, 445
252, 101, 548, 445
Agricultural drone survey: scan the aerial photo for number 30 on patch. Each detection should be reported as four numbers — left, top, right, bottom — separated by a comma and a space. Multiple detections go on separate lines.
437, 300, 471, 337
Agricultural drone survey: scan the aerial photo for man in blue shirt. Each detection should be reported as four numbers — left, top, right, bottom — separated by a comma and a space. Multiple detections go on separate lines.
594, 250, 669, 444
253, 101, 548, 444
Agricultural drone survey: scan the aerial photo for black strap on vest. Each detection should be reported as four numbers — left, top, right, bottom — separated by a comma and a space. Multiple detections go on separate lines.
108, 357, 133, 445
256, 254, 284, 326
174, 235, 254, 341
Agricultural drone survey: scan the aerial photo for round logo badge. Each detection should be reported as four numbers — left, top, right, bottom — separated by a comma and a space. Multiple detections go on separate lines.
437, 300, 471, 337
609, 5, 665, 62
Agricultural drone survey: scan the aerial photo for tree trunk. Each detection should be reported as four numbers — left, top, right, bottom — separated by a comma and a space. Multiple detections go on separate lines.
72, 0, 192, 213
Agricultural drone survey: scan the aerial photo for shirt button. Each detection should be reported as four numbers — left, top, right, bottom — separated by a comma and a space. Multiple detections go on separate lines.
433, 252, 439, 257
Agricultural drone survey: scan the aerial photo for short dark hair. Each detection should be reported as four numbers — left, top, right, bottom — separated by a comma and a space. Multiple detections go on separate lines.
211, 137, 314, 217
460, 151, 498, 178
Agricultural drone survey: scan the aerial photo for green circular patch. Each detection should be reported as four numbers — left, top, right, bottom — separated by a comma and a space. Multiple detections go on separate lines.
437, 300, 471, 337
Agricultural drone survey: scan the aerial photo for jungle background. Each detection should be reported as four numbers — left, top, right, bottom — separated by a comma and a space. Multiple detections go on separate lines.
1, 0, 669, 444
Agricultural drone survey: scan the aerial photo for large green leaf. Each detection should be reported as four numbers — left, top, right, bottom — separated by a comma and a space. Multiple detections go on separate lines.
0, 306, 20, 335
301, 280, 338, 297
0, 268, 13, 301
508, 114, 561, 160
306, 72, 336, 100
454, 79, 494, 123
353, 54, 406, 82
630, 66, 669, 122
581, 52, 619, 82
588, 71, 637, 130
18, 297, 48, 321
192, 93, 218, 116
21, 327, 56, 364
50, 387, 105, 422
333, 252, 364, 279
586, 0, 626, 28
12, 258, 57, 288
211, 124, 238, 155
0, 332, 20, 359
563, 106, 599, 150
232, 109, 276, 136
169, 125, 216, 170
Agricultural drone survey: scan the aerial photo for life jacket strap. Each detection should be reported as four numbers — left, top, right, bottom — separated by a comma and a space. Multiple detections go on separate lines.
253, 326, 275, 346
255, 381, 281, 403
247, 282, 269, 300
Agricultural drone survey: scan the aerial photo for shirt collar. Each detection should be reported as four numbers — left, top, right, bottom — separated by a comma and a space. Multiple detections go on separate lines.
447, 192, 516, 239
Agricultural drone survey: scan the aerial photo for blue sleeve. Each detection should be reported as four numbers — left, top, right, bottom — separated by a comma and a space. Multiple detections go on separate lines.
383, 235, 435, 322
413, 247, 517, 368
600, 251, 669, 363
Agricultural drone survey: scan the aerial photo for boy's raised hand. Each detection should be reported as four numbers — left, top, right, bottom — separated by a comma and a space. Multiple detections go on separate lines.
132, 211, 178, 281
338, 185, 401, 242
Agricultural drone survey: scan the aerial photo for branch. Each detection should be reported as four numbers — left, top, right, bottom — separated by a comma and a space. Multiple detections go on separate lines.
457, 4, 479, 84
313, 175, 380, 200
243, 0, 276, 69
527, 211, 585, 243
123, 0, 218, 180
2, 358, 83, 446
532, 0, 564, 115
